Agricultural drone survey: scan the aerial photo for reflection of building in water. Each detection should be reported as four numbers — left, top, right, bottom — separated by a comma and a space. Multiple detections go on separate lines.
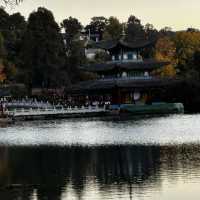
0, 147, 10, 185
0, 145, 200, 200
0, 146, 163, 200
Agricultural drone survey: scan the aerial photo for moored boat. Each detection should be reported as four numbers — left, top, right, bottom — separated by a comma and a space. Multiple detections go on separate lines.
119, 103, 184, 115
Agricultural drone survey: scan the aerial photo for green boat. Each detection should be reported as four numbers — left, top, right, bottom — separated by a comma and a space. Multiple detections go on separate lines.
117, 103, 184, 115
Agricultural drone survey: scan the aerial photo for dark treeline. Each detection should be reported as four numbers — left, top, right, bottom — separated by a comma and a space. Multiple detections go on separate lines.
1, 7, 200, 111
0, 7, 170, 88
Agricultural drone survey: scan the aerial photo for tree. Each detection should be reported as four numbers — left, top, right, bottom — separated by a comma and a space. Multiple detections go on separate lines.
0, 8, 26, 83
93, 51, 110, 63
144, 23, 158, 41
0, 32, 5, 57
85, 16, 108, 40
61, 17, 86, 84
187, 28, 200, 33
61, 17, 82, 55
20, 7, 66, 90
154, 37, 177, 77
0, 32, 16, 83
173, 31, 200, 77
0, 7, 9, 30
126, 15, 145, 41
159, 26, 174, 37
103, 17, 122, 40
61, 17, 82, 38
9, 12, 26, 31
6, 12, 26, 63
190, 50, 200, 79
0, 33, 6, 82
0, 8, 26, 62
66, 40, 86, 83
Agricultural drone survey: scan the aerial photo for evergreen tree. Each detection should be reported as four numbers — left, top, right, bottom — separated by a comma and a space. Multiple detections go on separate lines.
126, 15, 145, 41
61, 17, 82, 55
61, 17, 87, 84
20, 7, 66, 90
0, 7, 9, 30
0, 8, 26, 66
103, 17, 122, 40
7, 12, 26, 63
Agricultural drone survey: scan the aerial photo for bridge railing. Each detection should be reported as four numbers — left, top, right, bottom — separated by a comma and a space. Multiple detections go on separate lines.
5, 105, 106, 117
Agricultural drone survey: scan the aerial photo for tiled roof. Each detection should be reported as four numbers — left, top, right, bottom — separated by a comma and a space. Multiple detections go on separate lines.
93, 38, 154, 50
80, 60, 170, 72
66, 77, 180, 94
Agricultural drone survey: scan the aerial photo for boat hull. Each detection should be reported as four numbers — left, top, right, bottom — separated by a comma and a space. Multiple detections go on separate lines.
119, 103, 184, 115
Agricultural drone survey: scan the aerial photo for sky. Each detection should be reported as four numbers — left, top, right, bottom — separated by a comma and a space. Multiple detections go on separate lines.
5, 0, 200, 30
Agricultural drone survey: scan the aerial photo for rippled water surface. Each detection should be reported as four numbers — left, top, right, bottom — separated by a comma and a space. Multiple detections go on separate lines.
1, 114, 200, 146
0, 114, 200, 199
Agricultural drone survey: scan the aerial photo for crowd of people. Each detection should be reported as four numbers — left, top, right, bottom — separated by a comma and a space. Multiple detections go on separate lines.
0, 96, 112, 114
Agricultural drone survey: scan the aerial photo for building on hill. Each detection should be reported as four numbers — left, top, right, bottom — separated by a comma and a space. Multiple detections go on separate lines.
66, 35, 182, 111
62, 29, 103, 60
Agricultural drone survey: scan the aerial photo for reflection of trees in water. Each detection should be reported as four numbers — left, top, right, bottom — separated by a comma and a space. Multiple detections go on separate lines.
0, 145, 199, 200
0, 146, 162, 200
159, 145, 200, 186
89, 146, 162, 200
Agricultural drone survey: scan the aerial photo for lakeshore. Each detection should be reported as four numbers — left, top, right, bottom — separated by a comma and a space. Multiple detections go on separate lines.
0, 102, 183, 123
1, 2, 200, 200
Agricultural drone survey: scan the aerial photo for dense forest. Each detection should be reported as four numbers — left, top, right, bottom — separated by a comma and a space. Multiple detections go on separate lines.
1, 6, 200, 111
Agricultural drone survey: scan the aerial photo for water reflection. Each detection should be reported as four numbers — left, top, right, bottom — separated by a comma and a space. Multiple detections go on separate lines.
0, 145, 199, 199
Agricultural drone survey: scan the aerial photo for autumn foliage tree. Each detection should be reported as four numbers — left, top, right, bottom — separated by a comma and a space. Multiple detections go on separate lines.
154, 37, 177, 77
0, 8, 25, 83
0, 32, 17, 83
0, 33, 6, 82
173, 31, 200, 79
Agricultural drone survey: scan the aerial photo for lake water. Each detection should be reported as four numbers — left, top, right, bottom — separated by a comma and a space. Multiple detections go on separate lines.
0, 114, 200, 199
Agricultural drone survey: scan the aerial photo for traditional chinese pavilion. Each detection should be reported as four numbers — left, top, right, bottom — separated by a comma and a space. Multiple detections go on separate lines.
66, 35, 181, 109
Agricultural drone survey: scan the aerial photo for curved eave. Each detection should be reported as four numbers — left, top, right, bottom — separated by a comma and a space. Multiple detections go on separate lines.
94, 39, 155, 50
119, 40, 154, 50
94, 40, 117, 50
66, 78, 181, 94
80, 60, 170, 73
